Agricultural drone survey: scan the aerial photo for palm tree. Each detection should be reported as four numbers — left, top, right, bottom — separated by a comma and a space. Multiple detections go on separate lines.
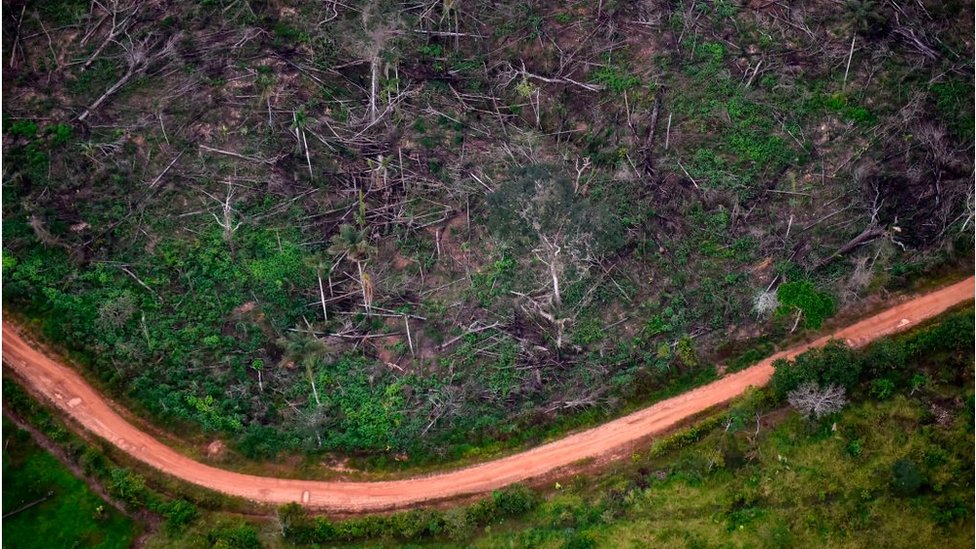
845, 0, 887, 36
328, 224, 376, 316
304, 254, 332, 322
278, 329, 330, 406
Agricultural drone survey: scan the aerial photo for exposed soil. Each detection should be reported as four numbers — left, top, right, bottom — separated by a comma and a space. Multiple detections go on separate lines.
1, 276, 972, 513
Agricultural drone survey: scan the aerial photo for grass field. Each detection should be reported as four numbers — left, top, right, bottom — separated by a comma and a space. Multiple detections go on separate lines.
460, 395, 974, 549
2, 418, 140, 549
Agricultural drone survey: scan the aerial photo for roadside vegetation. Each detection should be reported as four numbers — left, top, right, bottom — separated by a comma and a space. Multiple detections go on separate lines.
4, 305, 971, 548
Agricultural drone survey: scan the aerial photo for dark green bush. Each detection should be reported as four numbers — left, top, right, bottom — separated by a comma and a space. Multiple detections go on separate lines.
160, 499, 199, 534
491, 483, 539, 517
891, 458, 925, 496
206, 522, 261, 549
862, 338, 907, 380
869, 378, 896, 400
771, 340, 860, 399
108, 468, 150, 506
279, 483, 538, 545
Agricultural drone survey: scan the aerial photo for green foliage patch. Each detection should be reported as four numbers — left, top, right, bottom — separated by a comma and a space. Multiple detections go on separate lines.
776, 280, 836, 329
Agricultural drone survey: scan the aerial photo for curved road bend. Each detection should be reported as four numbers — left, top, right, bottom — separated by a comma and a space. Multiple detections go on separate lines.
2, 276, 973, 512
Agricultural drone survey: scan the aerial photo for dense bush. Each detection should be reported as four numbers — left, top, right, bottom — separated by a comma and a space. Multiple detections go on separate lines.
891, 458, 925, 497
861, 338, 907, 380
206, 523, 262, 549
279, 484, 538, 545
776, 281, 835, 329
773, 307, 974, 407
771, 340, 860, 399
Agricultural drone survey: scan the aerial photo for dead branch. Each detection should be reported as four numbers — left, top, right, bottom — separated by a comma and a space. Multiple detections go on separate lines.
439, 322, 502, 350
117, 265, 162, 302
199, 144, 281, 165
78, 32, 178, 122
80, 1, 140, 71
146, 151, 183, 188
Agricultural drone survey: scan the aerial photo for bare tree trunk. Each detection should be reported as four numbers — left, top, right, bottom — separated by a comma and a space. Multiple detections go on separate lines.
641, 89, 663, 175
357, 261, 371, 316
317, 274, 329, 321
549, 246, 562, 307
369, 56, 380, 123
306, 363, 321, 406
78, 64, 137, 122
404, 314, 415, 357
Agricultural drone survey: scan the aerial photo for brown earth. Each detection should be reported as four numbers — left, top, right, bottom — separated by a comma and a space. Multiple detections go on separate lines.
2, 276, 972, 512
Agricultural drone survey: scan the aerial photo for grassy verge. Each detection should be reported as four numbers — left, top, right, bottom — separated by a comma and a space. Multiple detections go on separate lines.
2, 417, 141, 549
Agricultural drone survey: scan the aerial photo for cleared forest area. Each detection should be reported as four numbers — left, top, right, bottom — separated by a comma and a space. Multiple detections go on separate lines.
2, 0, 972, 468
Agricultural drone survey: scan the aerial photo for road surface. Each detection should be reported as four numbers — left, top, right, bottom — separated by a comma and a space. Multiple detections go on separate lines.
2, 276, 972, 512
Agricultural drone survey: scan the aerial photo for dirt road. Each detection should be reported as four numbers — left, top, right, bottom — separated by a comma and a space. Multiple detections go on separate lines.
2, 277, 972, 512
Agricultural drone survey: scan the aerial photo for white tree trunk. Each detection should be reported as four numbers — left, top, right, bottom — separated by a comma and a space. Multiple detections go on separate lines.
306, 363, 321, 406
549, 247, 562, 307
369, 56, 380, 123
357, 261, 370, 315
317, 274, 328, 321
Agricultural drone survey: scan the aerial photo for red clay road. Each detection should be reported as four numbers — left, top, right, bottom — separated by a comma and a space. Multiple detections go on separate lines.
2, 277, 973, 512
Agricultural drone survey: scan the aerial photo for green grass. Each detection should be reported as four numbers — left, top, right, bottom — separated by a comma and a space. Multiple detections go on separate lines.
2, 418, 140, 549
457, 395, 973, 549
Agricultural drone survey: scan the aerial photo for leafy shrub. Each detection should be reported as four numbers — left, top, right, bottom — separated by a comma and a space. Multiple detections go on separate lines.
676, 335, 699, 370
776, 281, 835, 329
108, 469, 149, 506
280, 483, 538, 545
565, 532, 599, 549
869, 378, 895, 400
930, 79, 975, 140
160, 499, 198, 534
571, 316, 606, 346
904, 310, 974, 358
491, 483, 538, 517
862, 338, 907, 380
891, 458, 925, 496
771, 340, 860, 399
6, 119, 38, 138
442, 507, 473, 540
470, 257, 516, 307
590, 65, 640, 93
207, 522, 261, 549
